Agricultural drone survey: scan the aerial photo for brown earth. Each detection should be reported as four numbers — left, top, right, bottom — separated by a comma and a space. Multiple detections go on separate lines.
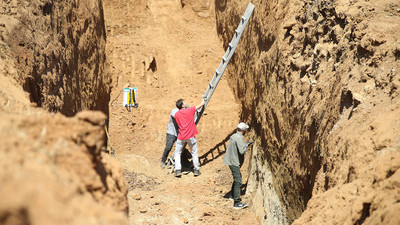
1, 0, 399, 224
0, 1, 128, 225
216, 0, 400, 224
103, 0, 258, 224
0, 0, 110, 116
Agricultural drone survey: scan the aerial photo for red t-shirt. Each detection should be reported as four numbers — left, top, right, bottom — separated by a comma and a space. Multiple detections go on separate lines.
174, 106, 198, 140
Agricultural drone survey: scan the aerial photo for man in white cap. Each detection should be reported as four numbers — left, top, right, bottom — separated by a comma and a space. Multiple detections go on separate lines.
223, 122, 253, 209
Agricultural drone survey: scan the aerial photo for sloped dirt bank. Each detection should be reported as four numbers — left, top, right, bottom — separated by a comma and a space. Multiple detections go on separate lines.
0, 109, 128, 225
1, 0, 110, 116
1, 0, 128, 224
216, 0, 400, 224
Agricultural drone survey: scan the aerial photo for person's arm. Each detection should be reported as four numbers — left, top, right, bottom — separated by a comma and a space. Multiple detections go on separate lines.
236, 137, 249, 155
195, 98, 205, 110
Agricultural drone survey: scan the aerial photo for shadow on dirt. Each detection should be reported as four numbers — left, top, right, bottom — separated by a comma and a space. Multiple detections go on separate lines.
199, 129, 236, 167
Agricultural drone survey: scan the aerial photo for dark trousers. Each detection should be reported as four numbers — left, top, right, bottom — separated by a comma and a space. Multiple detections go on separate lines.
229, 165, 242, 203
161, 133, 177, 163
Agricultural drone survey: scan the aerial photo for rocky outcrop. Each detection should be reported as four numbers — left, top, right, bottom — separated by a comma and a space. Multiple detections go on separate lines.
1, 0, 110, 116
215, 0, 400, 224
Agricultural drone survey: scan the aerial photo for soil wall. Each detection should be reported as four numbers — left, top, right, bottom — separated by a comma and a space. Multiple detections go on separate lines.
215, 0, 400, 224
1, 0, 110, 116
0, 1, 128, 224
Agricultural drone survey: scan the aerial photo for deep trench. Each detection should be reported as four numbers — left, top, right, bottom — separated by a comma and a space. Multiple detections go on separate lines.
214, 0, 348, 223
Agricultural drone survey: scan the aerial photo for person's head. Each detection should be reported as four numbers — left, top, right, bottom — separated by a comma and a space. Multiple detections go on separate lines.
176, 99, 187, 109
237, 122, 249, 135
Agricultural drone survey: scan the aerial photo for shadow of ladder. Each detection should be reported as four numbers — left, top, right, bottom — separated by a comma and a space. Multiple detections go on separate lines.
166, 3, 255, 174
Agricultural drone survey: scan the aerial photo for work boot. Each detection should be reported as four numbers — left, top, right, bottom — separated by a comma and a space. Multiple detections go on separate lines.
234, 202, 248, 210
175, 170, 182, 177
160, 161, 166, 168
193, 169, 201, 177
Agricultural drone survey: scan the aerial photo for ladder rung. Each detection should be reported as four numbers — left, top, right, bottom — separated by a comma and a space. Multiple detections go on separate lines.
196, 3, 254, 127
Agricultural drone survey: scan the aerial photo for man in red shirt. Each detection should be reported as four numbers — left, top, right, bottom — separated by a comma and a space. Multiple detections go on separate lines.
173, 98, 205, 177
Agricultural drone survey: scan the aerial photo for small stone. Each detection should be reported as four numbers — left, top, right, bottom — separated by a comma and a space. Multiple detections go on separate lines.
139, 208, 147, 213
197, 71, 202, 74
132, 193, 142, 200
183, 218, 189, 224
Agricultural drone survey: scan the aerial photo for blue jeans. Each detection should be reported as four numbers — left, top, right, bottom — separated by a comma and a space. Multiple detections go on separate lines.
161, 133, 177, 163
174, 137, 199, 171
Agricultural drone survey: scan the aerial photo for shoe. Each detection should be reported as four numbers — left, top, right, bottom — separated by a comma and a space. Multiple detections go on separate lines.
228, 195, 234, 201
193, 169, 201, 177
175, 170, 182, 177
234, 202, 248, 209
160, 161, 166, 168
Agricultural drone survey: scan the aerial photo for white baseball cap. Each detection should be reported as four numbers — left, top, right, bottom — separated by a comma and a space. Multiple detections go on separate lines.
237, 122, 249, 130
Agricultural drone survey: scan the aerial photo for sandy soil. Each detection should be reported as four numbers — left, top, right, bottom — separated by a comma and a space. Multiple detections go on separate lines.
103, 0, 257, 224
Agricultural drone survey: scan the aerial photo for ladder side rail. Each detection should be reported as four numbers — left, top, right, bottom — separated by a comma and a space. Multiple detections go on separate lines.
202, 19, 248, 107
195, 3, 254, 125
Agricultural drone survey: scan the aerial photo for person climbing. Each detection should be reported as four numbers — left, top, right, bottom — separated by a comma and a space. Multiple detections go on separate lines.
160, 107, 179, 168
223, 122, 253, 209
173, 98, 205, 177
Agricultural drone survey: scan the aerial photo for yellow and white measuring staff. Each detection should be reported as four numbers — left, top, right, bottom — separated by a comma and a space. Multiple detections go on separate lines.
122, 87, 138, 125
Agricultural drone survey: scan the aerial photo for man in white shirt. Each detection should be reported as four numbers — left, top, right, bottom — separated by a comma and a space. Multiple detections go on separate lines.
160, 107, 179, 168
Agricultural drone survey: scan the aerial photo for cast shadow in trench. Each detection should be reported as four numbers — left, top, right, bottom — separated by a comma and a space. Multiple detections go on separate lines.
198, 129, 236, 167
222, 183, 248, 200
198, 129, 249, 198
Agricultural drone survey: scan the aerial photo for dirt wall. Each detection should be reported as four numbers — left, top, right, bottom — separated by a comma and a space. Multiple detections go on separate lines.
215, 0, 400, 224
0, 0, 128, 224
0, 0, 110, 116
0, 109, 128, 225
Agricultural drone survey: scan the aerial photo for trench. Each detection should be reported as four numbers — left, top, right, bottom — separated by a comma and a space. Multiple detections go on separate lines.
3, 0, 399, 224
213, 0, 348, 223
102, 0, 337, 224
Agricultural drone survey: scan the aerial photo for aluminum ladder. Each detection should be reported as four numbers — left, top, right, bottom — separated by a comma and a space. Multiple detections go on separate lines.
195, 2, 255, 125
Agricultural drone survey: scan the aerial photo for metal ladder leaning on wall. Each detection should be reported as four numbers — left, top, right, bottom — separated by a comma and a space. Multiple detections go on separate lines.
195, 2, 255, 125
166, 3, 255, 174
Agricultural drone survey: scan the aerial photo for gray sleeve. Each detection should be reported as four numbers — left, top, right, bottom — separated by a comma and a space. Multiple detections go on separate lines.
236, 137, 248, 155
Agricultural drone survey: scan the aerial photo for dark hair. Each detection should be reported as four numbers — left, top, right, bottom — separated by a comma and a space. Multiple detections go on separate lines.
176, 99, 184, 109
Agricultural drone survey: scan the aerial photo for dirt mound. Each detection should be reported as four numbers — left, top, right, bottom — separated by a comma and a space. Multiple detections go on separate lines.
216, 0, 400, 223
0, 0, 128, 224
0, 109, 128, 225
